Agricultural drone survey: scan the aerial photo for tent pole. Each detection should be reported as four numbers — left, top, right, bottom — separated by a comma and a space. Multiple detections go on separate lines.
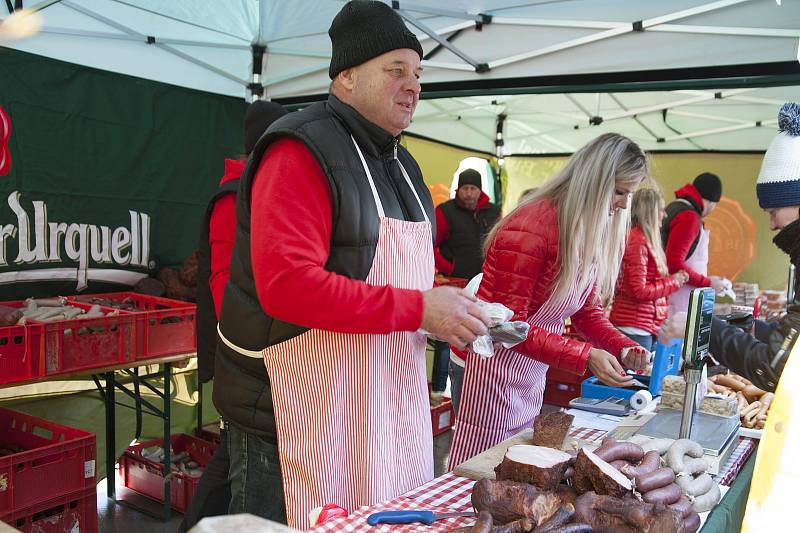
494, 113, 506, 208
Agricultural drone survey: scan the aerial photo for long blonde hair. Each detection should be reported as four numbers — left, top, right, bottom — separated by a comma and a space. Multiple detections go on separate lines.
486, 133, 648, 306
631, 188, 668, 275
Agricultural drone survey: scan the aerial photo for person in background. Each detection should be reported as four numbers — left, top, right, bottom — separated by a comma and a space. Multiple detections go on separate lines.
609, 188, 688, 353
662, 172, 731, 315
214, 1, 491, 528
448, 133, 650, 469
433, 168, 500, 411
660, 103, 800, 394
180, 100, 287, 532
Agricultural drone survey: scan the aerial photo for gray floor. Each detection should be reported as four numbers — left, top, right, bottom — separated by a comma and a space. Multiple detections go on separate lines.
97, 430, 456, 533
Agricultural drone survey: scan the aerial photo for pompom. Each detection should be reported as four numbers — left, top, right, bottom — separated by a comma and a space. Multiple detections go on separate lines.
778, 102, 800, 137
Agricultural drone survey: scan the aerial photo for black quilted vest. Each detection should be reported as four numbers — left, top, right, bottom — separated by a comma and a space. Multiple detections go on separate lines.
213, 95, 434, 436
438, 198, 500, 279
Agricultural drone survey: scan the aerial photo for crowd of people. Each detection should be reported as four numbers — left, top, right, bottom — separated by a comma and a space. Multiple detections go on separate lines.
176, 1, 799, 530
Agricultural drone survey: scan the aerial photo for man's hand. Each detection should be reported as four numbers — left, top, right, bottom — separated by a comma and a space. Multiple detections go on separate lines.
658, 312, 687, 344
587, 348, 634, 387
421, 286, 489, 350
620, 346, 649, 371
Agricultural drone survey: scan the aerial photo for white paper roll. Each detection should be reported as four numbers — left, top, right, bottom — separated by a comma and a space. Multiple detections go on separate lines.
630, 390, 653, 411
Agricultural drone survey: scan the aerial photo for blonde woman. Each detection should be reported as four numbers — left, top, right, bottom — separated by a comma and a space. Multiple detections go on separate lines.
610, 189, 688, 352
448, 133, 650, 469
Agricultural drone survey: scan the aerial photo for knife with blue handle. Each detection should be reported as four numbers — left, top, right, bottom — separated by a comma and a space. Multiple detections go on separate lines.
367, 510, 475, 526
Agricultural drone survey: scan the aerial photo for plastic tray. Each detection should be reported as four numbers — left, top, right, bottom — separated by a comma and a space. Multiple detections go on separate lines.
71, 292, 196, 359
431, 398, 454, 437
0, 322, 44, 385
0, 407, 96, 515
0, 486, 96, 533
119, 433, 216, 513
581, 339, 683, 401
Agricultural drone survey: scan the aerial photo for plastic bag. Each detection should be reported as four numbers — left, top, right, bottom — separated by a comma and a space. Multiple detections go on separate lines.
465, 274, 530, 357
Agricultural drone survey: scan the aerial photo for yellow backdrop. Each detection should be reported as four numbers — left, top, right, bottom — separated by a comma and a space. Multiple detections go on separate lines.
403, 135, 786, 291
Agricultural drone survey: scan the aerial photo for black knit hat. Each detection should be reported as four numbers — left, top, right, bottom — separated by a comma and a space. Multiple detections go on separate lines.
244, 100, 287, 154
458, 169, 482, 190
328, 1, 423, 79
693, 172, 722, 202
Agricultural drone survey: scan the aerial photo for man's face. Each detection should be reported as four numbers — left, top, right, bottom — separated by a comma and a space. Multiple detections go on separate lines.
456, 184, 481, 210
766, 206, 800, 231
702, 200, 718, 217
341, 48, 422, 137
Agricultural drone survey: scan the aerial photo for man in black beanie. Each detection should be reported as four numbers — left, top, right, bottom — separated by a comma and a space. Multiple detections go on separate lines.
661, 171, 732, 315
214, 1, 489, 528
432, 168, 500, 410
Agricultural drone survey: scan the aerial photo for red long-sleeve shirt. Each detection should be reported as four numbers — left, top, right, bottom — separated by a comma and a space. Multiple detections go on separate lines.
208, 159, 243, 318
249, 137, 424, 333
665, 184, 711, 288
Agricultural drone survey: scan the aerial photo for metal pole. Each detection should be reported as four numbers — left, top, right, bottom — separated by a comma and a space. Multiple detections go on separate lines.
788, 263, 796, 303
679, 367, 702, 439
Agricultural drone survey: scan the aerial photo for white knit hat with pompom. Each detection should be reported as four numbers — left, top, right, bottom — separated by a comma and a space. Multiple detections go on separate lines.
756, 102, 800, 209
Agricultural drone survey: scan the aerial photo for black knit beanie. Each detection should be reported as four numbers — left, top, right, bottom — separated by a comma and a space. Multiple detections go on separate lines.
458, 169, 482, 190
328, 1, 423, 79
244, 100, 287, 154
693, 172, 722, 202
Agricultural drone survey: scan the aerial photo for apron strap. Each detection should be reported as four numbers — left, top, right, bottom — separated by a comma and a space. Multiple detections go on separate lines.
395, 155, 430, 224
217, 323, 263, 358
350, 135, 430, 224
350, 135, 386, 219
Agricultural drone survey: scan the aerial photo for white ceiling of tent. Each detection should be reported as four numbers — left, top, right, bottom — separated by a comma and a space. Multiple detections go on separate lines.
410, 85, 798, 153
1, 0, 799, 153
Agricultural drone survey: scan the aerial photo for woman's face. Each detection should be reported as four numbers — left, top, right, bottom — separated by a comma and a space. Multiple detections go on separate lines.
610, 178, 643, 216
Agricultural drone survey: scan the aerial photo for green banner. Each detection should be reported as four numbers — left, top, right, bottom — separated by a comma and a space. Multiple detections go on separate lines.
0, 47, 245, 299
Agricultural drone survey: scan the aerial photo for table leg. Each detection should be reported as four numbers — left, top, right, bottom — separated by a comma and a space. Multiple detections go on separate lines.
105, 371, 116, 500
163, 362, 172, 521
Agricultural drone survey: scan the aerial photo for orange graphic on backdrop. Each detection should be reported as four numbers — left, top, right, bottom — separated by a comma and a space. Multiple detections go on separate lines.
428, 183, 451, 207
705, 197, 756, 281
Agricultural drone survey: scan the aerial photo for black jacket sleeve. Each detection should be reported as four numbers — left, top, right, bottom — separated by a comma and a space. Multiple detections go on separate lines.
710, 309, 800, 392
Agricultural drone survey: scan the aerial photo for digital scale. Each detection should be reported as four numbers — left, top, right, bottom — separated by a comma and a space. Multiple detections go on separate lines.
631, 288, 739, 456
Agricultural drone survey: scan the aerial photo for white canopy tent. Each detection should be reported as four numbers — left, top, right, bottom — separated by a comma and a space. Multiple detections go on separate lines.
2, 0, 799, 153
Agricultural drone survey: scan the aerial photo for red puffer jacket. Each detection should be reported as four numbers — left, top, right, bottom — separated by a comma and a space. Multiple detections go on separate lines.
475, 198, 638, 376
609, 226, 681, 336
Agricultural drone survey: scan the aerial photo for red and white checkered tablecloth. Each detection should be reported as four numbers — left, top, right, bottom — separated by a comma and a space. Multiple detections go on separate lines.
311, 429, 756, 533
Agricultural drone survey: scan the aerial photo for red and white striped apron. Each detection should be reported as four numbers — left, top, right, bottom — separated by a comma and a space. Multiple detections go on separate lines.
668, 224, 710, 316
262, 136, 434, 529
448, 271, 595, 469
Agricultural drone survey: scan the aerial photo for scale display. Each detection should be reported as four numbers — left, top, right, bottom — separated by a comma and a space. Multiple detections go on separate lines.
682, 288, 716, 370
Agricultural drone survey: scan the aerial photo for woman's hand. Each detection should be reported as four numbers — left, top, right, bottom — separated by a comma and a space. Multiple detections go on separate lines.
587, 348, 635, 387
620, 345, 649, 371
672, 270, 689, 286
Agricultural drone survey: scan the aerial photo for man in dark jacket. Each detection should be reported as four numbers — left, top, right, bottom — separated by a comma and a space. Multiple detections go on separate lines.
662, 172, 732, 315
660, 102, 800, 392
434, 168, 500, 279
213, 1, 490, 527
432, 168, 500, 409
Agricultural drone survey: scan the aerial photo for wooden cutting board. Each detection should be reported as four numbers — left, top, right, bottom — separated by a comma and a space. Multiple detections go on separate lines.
451, 429, 598, 481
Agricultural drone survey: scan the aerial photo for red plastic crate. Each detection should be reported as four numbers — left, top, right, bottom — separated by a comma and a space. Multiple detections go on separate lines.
71, 292, 196, 359
41, 302, 134, 375
119, 433, 217, 513
544, 367, 592, 407
0, 300, 135, 376
431, 398, 455, 436
0, 322, 44, 385
0, 486, 96, 533
0, 407, 96, 515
